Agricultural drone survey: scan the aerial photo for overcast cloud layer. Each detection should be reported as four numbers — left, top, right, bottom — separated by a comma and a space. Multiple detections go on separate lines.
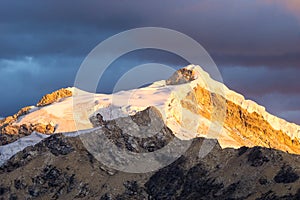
0, 0, 299, 124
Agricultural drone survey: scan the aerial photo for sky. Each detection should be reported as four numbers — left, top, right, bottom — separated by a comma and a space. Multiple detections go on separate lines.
0, 0, 300, 124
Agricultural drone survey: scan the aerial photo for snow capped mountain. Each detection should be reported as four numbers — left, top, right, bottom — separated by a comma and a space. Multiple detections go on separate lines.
1, 65, 299, 155
0, 65, 300, 199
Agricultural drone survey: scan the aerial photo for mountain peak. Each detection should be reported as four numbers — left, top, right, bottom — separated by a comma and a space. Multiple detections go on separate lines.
166, 66, 197, 85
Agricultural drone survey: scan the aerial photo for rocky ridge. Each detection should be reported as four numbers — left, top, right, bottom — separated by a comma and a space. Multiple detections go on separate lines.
0, 88, 73, 143
0, 108, 299, 199
36, 88, 73, 107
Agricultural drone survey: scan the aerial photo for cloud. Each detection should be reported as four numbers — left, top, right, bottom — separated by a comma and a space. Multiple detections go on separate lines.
279, 110, 300, 125
0, 0, 299, 123
221, 66, 300, 96
265, 0, 300, 21
1, 0, 300, 64
0, 56, 79, 116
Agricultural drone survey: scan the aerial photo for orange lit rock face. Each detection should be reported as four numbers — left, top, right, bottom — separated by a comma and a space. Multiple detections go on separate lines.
0, 106, 33, 140
0, 122, 55, 145
2, 123, 55, 135
0, 87, 72, 137
0, 88, 68, 139
0, 106, 32, 127
181, 86, 213, 120
182, 84, 300, 154
37, 88, 72, 107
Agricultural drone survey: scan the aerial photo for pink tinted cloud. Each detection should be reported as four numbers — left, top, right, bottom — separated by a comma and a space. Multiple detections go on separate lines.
265, 0, 300, 19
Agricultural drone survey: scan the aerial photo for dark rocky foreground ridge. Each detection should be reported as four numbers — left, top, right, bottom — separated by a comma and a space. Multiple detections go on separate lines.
0, 108, 299, 200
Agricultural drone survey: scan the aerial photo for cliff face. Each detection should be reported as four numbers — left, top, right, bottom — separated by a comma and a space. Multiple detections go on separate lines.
180, 84, 300, 154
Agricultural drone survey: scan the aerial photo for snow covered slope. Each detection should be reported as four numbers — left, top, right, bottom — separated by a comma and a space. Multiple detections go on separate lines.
2, 65, 300, 154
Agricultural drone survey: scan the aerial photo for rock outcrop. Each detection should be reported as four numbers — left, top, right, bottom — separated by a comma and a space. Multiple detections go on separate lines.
0, 88, 72, 142
0, 123, 55, 145
90, 106, 175, 153
0, 106, 32, 128
166, 68, 197, 85
37, 88, 73, 107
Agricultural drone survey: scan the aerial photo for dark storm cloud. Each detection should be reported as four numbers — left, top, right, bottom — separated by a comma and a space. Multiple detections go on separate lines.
221, 67, 300, 96
214, 53, 300, 68
1, 0, 300, 63
0, 56, 79, 115
0, 0, 299, 123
